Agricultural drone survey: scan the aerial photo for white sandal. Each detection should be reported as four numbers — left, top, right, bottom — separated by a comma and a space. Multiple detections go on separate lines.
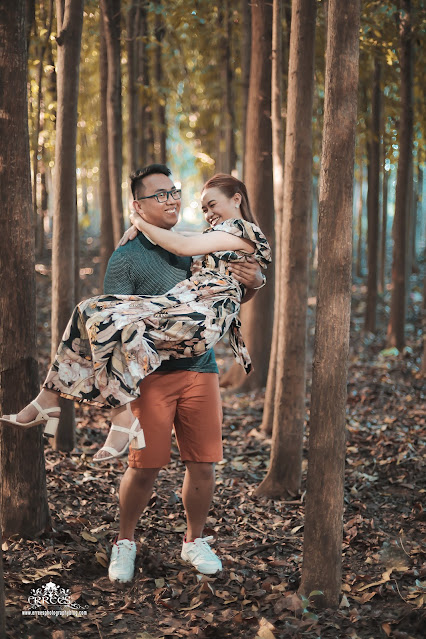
0, 399, 61, 438
93, 418, 145, 462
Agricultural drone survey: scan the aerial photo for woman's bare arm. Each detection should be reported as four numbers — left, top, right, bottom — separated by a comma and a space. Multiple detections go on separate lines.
129, 212, 255, 256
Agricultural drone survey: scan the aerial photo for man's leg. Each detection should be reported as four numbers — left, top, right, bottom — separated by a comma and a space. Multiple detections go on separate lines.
109, 372, 178, 583
118, 467, 160, 540
174, 373, 223, 574
182, 461, 215, 541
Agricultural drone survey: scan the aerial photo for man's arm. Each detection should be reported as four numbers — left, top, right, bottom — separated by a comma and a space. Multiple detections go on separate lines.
103, 250, 135, 295
228, 256, 266, 303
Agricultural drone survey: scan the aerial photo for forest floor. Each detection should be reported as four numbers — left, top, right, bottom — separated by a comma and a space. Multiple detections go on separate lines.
2, 243, 425, 639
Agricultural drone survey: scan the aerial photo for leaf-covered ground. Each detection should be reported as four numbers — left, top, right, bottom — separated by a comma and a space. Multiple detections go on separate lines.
3, 249, 425, 639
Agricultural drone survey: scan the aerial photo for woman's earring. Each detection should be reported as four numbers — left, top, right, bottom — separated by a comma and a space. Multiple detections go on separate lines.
235, 204, 240, 208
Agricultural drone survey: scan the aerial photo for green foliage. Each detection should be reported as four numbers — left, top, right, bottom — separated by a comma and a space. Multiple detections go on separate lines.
26, 0, 425, 234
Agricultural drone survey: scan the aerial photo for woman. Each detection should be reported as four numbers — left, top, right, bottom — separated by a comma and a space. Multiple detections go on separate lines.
1, 174, 271, 461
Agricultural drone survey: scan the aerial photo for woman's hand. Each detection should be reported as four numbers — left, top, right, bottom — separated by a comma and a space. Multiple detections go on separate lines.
228, 256, 263, 289
116, 225, 138, 248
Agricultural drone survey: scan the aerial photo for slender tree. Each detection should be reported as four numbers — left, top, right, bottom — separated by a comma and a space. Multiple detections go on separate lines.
137, 2, 154, 166
154, 0, 166, 164
217, 0, 236, 174
300, 0, 360, 607
256, 0, 316, 496
379, 167, 389, 294
0, 524, 4, 639
0, 0, 50, 536
99, 3, 115, 287
101, 0, 124, 245
240, 0, 251, 179
365, 58, 381, 332
222, 0, 274, 391
387, 0, 414, 349
356, 165, 364, 278
51, 0, 84, 451
32, 0, 54, 256
126, 0, 139, 172
261, 0, 284, 435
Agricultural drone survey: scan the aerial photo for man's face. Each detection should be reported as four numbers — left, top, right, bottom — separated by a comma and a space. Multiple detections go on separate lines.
133, 173, 181, 229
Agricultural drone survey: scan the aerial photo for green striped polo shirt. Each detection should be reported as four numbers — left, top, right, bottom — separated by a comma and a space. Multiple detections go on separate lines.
103, 231, 218, 373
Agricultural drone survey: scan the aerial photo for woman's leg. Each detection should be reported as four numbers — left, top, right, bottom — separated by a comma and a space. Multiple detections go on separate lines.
2, 388, 61, 426
93, 402, 143, 461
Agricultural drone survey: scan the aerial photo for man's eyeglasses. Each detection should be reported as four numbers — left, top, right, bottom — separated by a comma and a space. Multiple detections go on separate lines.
137, 189, 182, 204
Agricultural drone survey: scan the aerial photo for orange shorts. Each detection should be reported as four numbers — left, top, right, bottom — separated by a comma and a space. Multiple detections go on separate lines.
128, 371, 223, 468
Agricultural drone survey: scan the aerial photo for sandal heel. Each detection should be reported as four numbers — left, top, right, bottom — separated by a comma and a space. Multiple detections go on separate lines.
44, 417, 59, 438
131, 429, 146, 450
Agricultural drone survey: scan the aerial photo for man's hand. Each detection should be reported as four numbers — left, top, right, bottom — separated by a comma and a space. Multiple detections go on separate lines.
116, 224, 138, 248
228, 256, 264, 289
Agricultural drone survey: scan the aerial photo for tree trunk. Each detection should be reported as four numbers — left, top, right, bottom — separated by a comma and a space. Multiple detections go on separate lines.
99, 8, 115, 287
0, 527, 4, 639
387, 0, 413, 350
51, 0, 84, 452
33, 0, 54, 257
240, 0, 251, 179
222, 0, 274, 392
261, 0, 284, 435
154, 0, 166, 164
256, 0, 316, 496
380, 168, 389, 293
356, 168, 363, 278
38, 150, 48, 257
217, 0, 236, 174
137, 2, 154, 166
299, 0, 360, 608
126, 0, 138, 172
101, 0, 124, 245
0, 0, 50, 536
365, 59, 381, 332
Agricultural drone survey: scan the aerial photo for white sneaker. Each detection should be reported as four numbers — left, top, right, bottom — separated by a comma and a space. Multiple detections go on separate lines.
108, 539, 137, 583
181, 536, 222, 575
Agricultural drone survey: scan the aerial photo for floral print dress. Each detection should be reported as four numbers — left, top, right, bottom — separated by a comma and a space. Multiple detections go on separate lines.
44, 218, 272, 407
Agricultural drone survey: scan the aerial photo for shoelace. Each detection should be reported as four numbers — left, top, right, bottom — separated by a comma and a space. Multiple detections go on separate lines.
187, 536, 217, 559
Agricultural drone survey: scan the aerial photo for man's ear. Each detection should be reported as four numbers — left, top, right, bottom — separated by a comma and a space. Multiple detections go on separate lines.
133, 200, 145, 218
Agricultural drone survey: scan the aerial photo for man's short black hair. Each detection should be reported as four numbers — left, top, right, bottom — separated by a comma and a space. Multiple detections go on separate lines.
130, 164, 172, 200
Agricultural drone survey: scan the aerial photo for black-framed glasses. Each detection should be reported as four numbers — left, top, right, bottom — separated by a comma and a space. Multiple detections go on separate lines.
137, 189, 182, 203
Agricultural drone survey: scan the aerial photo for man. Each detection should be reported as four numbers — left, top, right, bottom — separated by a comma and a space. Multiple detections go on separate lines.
104, 164, 265, 583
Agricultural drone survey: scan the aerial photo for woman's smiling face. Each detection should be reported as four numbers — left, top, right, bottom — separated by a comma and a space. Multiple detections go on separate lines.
201, 187, 242, 227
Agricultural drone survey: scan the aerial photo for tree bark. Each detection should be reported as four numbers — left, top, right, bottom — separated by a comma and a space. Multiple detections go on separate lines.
256, 0, 316, 496
0, 526, 4, 638
365, 59, 381, 332
387, 0, 413, 350
126, 0, 139, 172
137, 2, 154, 166
222, 0, 274, 391
217, 0, 236, 174
33, 0, 54, 257
356, 167, 363, 278
261, 0, 284, 435
51, 0, 83, 452
101, 0, 124, 245
240, 0, 251, 179
99, 5, 115, 287
154, 0, 166, 164
379, 168, 389, 294
299, 0, 360, 608
0, 0, 50, 536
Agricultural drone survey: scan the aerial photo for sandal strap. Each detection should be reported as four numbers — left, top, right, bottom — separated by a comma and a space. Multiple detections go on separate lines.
31, 400, 60, 421
110, 424, 133, 434
97, 445, 121, 457
110, 418, 140, 436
